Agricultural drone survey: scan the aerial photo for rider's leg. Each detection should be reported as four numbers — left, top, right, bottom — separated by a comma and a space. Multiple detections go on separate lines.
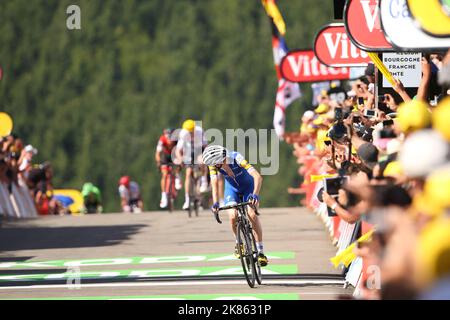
200, 164, 208, 192
247, 207, 263, 243
183, 166, 193, 209
227, 209, 238, 238
160, 169, 168, 193
228, 208, 241, 258
160, 167, 168, 208
223, 183, 240, 253
244, 183, 265, 256
174, 166, 182, 190
247, 206, 268, 265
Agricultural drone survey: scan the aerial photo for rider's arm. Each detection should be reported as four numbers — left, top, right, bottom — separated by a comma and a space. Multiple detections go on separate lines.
248, 168, 263, 196
209, 166, 220, 204
175, 138, 185, 162
155, 150, 161, 164
121, 197, 128, 209
155, 140, 163, 164
118, 186, 129, 209
235, 153, 263, 196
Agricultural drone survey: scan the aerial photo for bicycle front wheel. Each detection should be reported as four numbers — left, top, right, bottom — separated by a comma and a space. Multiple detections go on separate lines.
237, 222, 257, 288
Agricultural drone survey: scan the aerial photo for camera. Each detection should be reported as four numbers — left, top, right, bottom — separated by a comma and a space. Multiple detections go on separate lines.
363, 109, 377, 118
383, 119, 394, 127
328, 107, 350, 143
379, 127, 397, 139
319, 176, 350, 217
355, 126, 374, 142
324, 176, 349, 195
328, 122, 348, 143
334, 107, 344, 121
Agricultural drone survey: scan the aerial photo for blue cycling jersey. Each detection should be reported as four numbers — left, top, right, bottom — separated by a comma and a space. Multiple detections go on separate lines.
208, 151, 254, 190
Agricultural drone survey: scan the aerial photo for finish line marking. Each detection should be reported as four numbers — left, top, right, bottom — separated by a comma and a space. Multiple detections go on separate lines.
0, 265, 298, 282
0, 252, 295, 269
0, 279, 345, 291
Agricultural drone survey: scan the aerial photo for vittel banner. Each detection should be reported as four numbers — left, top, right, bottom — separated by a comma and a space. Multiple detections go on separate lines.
314, 23, 371, 67
280, 50, 351, 83
344, 0, 393, 51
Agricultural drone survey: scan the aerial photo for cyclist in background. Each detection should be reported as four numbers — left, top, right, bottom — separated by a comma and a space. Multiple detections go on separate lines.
175, 119, 209, 210
118, 176, 143, 213
155, 128, 181, 208
202, 145, 268, 267
81, 182, 103, 214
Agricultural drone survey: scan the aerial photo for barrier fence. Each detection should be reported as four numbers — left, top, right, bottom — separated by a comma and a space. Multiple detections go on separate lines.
0, 179, 38, 220
300, 156, 375, 297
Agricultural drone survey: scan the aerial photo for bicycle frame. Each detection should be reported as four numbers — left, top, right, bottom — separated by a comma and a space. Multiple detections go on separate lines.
187, 165, 203, 217
216, 200, 262, 287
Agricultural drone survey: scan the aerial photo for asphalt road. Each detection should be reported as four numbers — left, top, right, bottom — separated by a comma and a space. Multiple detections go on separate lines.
0, 207, 352, 300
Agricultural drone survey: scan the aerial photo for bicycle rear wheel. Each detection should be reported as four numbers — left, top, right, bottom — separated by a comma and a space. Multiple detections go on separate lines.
237, 222, 257, 288
250, 229, 262, 285
194, 199, 199, 217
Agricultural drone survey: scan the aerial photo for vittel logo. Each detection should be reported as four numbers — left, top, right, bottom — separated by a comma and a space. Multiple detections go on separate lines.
359, 0, 381, 32
323, 32, 369, 60
286, 54, 348, 77
314, 24, 371, 66
280, 50, 351, 82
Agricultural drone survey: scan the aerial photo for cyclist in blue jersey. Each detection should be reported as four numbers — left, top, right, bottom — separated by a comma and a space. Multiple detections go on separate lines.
202, 145, 268, 266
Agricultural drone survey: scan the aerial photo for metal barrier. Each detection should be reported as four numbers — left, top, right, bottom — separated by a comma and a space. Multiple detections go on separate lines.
0, 181, 37, 219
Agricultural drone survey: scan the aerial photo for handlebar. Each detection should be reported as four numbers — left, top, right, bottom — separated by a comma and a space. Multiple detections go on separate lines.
213, 200, 260, 224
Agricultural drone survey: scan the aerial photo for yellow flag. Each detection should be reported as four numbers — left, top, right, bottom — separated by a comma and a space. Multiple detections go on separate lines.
367, 52, 396, 87
330, 230, 375, 268
310, 174, 338, 183
261, 0, 286, 35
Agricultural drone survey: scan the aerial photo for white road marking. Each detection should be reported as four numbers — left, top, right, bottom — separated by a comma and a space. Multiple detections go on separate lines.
0, 279, 345, 291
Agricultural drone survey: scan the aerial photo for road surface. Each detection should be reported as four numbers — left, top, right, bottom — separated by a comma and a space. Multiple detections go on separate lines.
0, 207, 352, 300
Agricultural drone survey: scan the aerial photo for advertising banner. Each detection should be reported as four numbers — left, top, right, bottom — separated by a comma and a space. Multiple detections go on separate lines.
280, 50, 351, 82
314, 23, 372, 67
380, 0, 450, 50
406, 0, 450, 37
344, 0, 393, 51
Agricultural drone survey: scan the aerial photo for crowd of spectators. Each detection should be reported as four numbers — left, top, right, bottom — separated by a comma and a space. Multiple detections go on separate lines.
0, 134, 64, 215
285, 50, 450, 299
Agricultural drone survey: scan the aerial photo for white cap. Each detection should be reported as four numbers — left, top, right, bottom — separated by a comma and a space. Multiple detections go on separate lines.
347, 90, 356, 97
24, 145, 38, 155
302, 110, 315, 121
386, 139, 402, 155
399, 130, 449, 178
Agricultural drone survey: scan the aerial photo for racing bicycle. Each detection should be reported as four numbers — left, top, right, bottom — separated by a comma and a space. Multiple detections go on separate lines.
214, 198, 262, 288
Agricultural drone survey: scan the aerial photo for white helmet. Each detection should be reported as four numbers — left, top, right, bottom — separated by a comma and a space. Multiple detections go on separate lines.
202, 145, 227, 166
399, 130, 450, 178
